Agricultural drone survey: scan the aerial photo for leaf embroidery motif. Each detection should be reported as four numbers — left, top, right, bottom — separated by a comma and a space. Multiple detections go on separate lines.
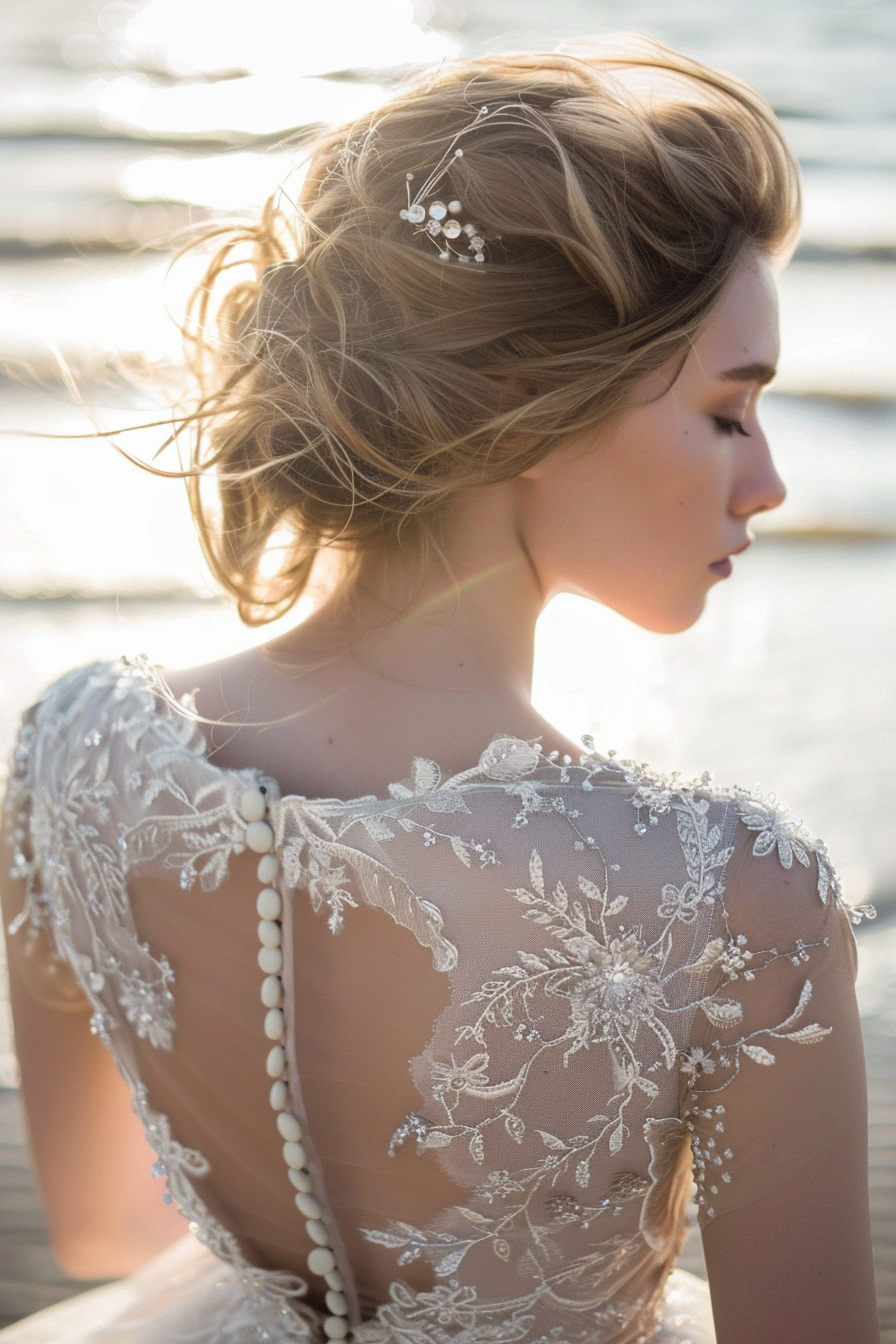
742, 1044, 776, 1065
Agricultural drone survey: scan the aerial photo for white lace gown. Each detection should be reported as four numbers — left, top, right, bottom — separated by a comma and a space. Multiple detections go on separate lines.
0, 659, 868, 1343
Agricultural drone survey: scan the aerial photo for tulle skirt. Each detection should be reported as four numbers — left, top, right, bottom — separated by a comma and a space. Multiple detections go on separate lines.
0, 1237, 715, 1343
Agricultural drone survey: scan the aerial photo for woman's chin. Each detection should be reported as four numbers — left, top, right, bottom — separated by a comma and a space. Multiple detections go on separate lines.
623, 597, 708, 636
559, 582, 710, 635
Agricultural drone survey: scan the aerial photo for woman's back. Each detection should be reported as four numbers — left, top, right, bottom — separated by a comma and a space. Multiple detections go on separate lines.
6, 656, 873, 1341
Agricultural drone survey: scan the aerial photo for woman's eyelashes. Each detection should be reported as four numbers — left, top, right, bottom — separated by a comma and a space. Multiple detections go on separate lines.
712, 415, 751, 437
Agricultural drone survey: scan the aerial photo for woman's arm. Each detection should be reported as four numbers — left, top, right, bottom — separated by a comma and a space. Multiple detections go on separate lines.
0, 823, 186, 1280
695, 834, 880, 1343
700, 959, 879, 1343
703, 1135, 879, 1343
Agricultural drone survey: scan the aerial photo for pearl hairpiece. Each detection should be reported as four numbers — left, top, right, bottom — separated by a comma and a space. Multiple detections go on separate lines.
398, 105, 491, 264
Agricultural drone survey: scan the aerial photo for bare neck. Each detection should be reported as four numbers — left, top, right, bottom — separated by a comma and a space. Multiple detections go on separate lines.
169, 481, 580, 800
306, 482, 542, 697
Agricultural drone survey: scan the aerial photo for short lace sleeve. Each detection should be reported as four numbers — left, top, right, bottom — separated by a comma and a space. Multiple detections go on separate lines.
683, 803, 866, 1226
3, 710, 90, 1010
3, 659, 274, 1046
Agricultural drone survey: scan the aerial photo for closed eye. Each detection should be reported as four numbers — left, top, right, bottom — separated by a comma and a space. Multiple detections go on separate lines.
713, 417, 750, 437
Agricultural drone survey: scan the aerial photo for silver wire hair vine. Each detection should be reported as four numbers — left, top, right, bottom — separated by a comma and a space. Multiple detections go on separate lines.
398, 104, 492, 264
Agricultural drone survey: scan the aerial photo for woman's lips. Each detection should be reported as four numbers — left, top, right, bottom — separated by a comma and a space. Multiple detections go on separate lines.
709, 541, 750, 579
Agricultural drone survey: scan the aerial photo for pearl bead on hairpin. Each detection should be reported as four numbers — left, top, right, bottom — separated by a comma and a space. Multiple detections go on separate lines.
399, 109, 490, 264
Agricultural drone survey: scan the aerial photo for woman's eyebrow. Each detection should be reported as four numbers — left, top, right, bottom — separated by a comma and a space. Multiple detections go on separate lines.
717, 361, 777, 385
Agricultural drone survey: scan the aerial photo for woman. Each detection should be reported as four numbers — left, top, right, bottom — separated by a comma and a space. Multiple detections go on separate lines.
0, 38, 880, 1344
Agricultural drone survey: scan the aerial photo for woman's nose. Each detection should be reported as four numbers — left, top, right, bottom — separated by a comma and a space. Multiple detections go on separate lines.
733, 429, 787, 518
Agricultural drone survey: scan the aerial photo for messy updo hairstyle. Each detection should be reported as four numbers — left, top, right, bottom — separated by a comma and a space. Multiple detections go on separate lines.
178, 36, 799, 624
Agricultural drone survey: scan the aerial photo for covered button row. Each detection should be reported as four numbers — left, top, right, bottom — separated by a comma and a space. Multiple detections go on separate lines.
280, 1115, 350, 1331
242, 788, 351, 1338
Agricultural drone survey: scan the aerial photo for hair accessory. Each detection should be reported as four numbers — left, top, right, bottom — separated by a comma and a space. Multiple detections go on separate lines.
399, 105, 491, 264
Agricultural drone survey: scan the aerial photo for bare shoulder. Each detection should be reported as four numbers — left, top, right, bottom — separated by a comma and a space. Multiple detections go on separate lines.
157, 640, 580, 802
161, 646, 270, 720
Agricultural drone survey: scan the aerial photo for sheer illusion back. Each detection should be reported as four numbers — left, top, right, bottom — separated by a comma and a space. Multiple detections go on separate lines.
3, 658, 869, 1344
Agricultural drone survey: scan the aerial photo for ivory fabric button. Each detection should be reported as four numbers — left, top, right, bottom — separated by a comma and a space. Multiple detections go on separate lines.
308, 1247, 336, 1276
295, 1192, 322, 1220
326, 1289, 348, 1316
258, 920, 281, 948
256, 888, 282, 920
246, 820, 275, 853
283, 1141, 307, 1169
261, 976, 283, 1008
325, 1271, 344, 1292
264, 1008, 285, 1041
266, 1045, 286, 1077
239, 787, 267, 822
257, 853, 279, 884
323, 1316, 349, 1339
258, 946, 283, 975
277, 1112, 302, 1142
306, 1219, 330, 1245
269, 1080, 289, 1110
288, 1167, 313, 1192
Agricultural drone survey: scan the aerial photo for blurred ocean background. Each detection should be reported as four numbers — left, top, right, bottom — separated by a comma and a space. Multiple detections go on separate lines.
1, 0, 896, 1083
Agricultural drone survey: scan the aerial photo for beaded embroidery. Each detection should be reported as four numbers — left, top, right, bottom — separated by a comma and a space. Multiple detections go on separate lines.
3, 658, 870, 1344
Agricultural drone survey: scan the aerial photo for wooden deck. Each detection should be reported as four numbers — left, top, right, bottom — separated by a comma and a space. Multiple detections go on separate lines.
1, 917, 895, 1339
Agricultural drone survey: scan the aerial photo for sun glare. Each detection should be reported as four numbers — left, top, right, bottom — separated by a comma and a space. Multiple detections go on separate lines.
121, 0, 451, 80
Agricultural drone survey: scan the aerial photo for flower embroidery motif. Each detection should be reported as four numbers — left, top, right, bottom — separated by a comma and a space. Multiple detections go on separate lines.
432, 1054, 492, 1097
355, 1280, 535, 1344
737, 793, 812, 869
416, 1284, 480, 1327
549, 931, 665, 1053
680, 1047, 716, 1078
657, 881, 702, 924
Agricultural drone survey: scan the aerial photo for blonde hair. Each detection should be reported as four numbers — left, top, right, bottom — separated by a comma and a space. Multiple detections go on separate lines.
177, 37, 799, 624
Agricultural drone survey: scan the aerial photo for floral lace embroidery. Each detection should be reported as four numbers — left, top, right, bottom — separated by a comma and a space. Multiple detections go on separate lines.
4, 661, 315, 1340
735, 790, 875, 923
278, 742, 863, 1340
4, 658, 871, 1344
355, 802, 831, 1305
352, 1242, 655, 1344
